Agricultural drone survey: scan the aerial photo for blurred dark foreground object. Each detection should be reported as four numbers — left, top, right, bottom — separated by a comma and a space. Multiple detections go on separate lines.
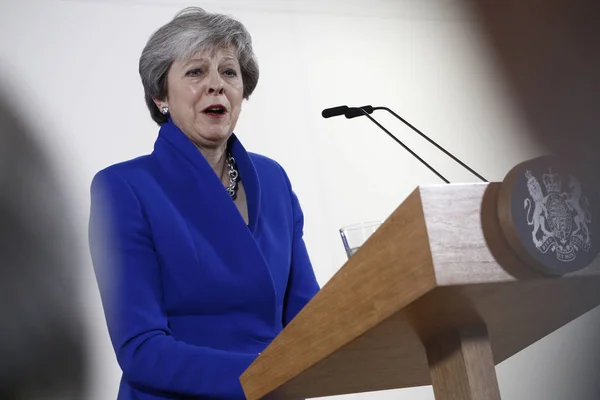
471, 0, 600, 188
0, 92, 87, 398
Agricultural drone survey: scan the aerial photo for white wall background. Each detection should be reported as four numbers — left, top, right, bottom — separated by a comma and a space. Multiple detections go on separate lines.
1, 0, 599, 399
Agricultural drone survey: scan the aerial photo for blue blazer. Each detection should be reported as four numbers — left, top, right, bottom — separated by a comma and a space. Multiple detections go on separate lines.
89, 119, 321, 399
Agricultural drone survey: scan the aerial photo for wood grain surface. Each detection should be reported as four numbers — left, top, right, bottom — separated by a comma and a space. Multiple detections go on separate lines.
239, 183, 600, 399
426, 326, 501, 400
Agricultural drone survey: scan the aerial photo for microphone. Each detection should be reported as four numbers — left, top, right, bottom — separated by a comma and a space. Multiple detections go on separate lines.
321, 105, 349, 119
343, 105, 488, 183
344, 106, 373, 118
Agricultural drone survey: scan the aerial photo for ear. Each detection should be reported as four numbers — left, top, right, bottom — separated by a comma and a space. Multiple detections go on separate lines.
152, 97, 167, 111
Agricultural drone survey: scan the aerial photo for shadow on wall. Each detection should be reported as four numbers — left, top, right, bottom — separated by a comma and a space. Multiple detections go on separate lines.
0, 79, 88, 398
470, 0, 600, 185
471, 2, 600, 398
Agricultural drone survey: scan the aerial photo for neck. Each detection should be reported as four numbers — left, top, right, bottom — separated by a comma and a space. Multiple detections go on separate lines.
196, 142, 228, 183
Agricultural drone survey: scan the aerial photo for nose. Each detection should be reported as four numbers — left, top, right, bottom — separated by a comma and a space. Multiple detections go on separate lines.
207, 70, 224, 95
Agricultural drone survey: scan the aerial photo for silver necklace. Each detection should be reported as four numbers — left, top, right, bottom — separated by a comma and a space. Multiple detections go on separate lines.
225, 153, 239, 200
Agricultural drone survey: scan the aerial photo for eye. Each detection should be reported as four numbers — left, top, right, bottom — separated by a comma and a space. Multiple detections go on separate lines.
186, 68, 203, 77
223, 68, 238, 77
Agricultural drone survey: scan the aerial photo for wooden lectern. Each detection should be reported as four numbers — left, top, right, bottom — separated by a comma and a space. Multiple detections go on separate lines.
240, 157, 600, 400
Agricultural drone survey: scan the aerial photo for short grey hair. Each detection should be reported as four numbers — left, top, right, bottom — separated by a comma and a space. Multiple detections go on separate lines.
139, 7, 260, 125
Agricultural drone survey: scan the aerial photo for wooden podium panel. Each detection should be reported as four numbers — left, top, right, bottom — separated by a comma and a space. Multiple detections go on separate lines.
240, 182, 600, 400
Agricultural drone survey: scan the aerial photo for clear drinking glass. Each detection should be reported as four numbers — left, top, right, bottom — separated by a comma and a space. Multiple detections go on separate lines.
339, 221, 382, 259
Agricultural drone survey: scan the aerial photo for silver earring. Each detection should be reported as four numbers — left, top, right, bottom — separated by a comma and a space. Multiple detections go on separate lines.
160, 106, 169, 115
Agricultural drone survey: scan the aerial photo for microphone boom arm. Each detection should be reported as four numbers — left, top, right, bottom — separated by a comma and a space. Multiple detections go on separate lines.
356, 107, 450, 184
373, 106, 488, 183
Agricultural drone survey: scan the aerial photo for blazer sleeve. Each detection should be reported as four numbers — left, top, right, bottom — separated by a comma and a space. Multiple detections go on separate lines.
280, 167, 321, 326
88, 168, 256, 398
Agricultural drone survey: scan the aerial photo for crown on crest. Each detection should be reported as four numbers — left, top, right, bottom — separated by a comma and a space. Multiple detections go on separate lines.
542, 168, 561, 193
525, 169, 534, 180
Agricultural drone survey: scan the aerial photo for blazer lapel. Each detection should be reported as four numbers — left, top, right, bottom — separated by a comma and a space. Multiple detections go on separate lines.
151, 120, 277, 323
229, 134, 261, 234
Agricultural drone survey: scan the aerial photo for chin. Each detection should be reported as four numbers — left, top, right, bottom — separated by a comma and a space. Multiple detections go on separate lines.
196, 129, 232, 146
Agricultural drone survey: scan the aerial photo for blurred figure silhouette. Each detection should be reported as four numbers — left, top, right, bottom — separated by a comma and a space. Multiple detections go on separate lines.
472, 0, 600, 186
472, 2, 600, 398
0, 88, 87, 398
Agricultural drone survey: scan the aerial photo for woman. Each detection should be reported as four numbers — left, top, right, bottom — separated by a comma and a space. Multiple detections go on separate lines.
89, 7, 320, 400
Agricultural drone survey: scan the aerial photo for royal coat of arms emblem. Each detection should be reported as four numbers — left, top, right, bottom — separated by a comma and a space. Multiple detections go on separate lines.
498, 156, 599, 276
523, 169, 592, 262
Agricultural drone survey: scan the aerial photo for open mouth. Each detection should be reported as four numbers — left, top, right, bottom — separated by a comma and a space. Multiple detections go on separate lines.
203, 105, 228, 116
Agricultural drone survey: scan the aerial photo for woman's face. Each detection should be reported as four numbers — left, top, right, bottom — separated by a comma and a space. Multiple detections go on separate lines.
157, 46, 244, 149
